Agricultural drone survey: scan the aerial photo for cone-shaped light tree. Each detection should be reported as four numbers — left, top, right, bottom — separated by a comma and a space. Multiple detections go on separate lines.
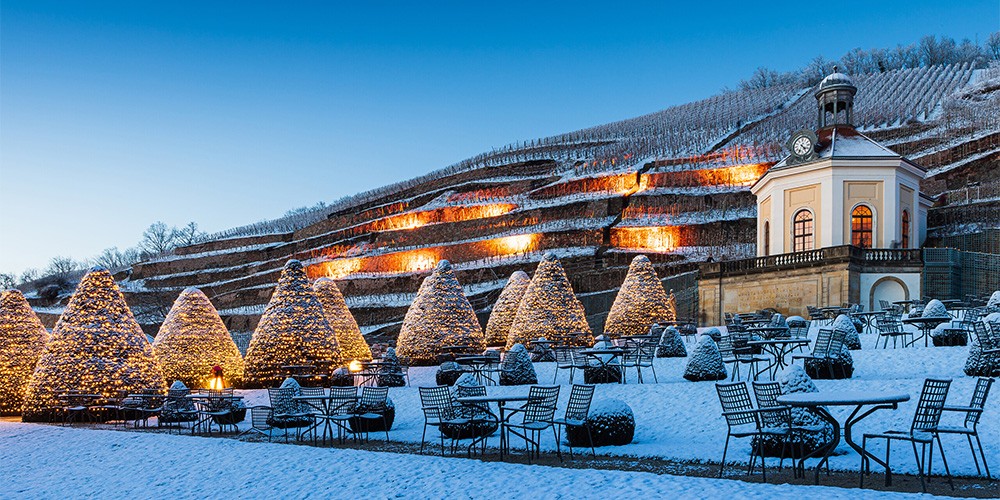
603, 255, 676, 338
508, 253, 594, 347
396, 260, 485, 365
244, 260, 342, 387
484, 271, 529, 348
22, 267, 166, 420
0, 290, 49, 415
152, 287, 245, 389
313, 278, 372, 362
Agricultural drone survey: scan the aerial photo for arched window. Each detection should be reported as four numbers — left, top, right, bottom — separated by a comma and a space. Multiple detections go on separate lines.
792, 210, 814, 252
851, 205, 873, 248
763, 221, 770, 256
901, 210, 910, 248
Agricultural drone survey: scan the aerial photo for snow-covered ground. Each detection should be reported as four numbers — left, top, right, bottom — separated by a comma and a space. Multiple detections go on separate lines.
1, 422, 927, 499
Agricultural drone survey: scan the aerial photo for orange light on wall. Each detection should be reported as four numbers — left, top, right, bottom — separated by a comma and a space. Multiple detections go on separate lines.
694, 163, 769, 186
611, 226, 681, 253
317, 258, 363, 279
493, 233, 540, 255
404, 250, 438, 273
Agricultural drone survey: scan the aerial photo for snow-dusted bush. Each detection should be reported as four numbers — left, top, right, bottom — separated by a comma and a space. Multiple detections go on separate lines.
988, 291, 1000, 309
396, 260, 485, 366
153, 287, 245, 389
965, 312, 1000, 377
499, 344, 537, 385
529, 337, 556, 362
244, 260, 342, 388
702, 327, 722, 342
484, 271, 529, 348
376, 348, 406, 387
804, 339, 854, 380
508, 253, 593, 348
683, 335, 727, 382
267, 378, 311, 428
314, 278, 372, 362
160, 380, 198, 424
604, 255, 675, 338
435, 361, 464, 386
922, 299, 949, 318
656, 326, 687, 358
754, 365, 834, 458
22, 267, 166, 421
583, 335, 622, 384
832, 314, 861, 351
566, 399, 635, 447
349, 396, 395, 433
931, 321, 968, 347
441, 377, 497, 439
0, 290, 48, 416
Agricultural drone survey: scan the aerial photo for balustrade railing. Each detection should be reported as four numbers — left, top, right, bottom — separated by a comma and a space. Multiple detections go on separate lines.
709, 245, 922, 276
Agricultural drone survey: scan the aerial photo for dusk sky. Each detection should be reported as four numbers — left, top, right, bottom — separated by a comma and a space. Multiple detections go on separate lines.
1, 1, 996, 276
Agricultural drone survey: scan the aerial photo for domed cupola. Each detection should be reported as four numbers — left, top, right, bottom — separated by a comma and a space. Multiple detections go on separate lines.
816, 67, 857, 129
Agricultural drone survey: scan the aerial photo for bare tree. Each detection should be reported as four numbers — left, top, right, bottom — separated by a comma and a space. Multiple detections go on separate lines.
18, 268, 39, 285
0, 272, 16, 289
988, 32, 1000, 60
94, 246, 142, 271
140, 221, 179, 255
175, 222, 203, 247
46, 256, 82, 278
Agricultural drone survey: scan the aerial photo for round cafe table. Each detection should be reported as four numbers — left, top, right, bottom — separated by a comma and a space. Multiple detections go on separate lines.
777, 390, 909, 485
902, 315, 951, 348
456, 394, 531, 459
747, 338, 810, 378
851, 311, 883, 334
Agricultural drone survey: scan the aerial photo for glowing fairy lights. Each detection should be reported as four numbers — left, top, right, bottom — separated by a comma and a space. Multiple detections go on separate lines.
152, 287, 245, 389
0, 289, 49, 416
610, 226, 681, 253
22, 267, 166, 421
483, 271, 530, 348
508, 253, 594, 347
603, 255, 677, 338
313, 278, 373, 362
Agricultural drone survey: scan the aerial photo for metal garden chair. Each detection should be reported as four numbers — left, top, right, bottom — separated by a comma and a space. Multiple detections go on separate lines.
551, 384, 596, 460
353, 386, 391, 443
719, 335, 769, 381
928, 377, 994, 479
716, 381, 792, 482
505, 385, 560, 463
419, 386, 470, 455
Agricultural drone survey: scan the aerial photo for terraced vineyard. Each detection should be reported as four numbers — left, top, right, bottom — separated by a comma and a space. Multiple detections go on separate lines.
123, 63, 1000, 340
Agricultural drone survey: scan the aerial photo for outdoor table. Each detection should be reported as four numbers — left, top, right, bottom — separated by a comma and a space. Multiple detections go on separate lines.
777, 390, 910, 485
747, 338, 810, 378
355, 361, 393, 386
820, 307, 847, 320
747, 325, 790, 340
892, 300, 919, 314
740, 318, 770, 327
902, 316, 951, 347
293, 393, 358, 444
851, 311, 884, 334
580, 348, 625, 384
456, 394, 531, 459
186, 393, 244, 435
455, 356, 498, 385
528, 339, 556, 362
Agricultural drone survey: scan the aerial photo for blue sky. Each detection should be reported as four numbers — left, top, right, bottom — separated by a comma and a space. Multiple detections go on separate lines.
1, 1, 996, 276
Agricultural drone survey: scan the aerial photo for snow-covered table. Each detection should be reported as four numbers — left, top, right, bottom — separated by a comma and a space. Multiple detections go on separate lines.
747, 338, 810, 378
456, 394, 531, 459
776, 390, 910, 485
902, 316, 951, 348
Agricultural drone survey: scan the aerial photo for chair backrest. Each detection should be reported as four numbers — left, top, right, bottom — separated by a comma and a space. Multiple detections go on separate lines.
523, 385, 560, 424
622, 343, 641, 363
328, 386, 358, 414
250, 406, 272, 430
299, 386, 326, 398
419, 386, 455, 421
879, 299, 891, 310
966, 377, 994, 427
911, 378, 951, 432
564, 384, 595, 421
358, 386, 389, 411
454, 384, 486, 399
812, 328, 833, 356
554, 347, 574, 366
788, 320, 809, 339
827, 327, 847, 356
752, 381, 782, 408
716, 336, 735, 357
716, 382, 756, 427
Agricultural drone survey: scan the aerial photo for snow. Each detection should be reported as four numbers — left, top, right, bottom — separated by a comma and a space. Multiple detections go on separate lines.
1, 422, 929, 499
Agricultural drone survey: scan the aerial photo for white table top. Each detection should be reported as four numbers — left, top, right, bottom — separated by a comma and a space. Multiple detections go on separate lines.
777, 391, 909, 407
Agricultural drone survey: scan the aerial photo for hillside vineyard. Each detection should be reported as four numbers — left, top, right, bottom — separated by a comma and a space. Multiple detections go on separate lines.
125, 63, 1000, 341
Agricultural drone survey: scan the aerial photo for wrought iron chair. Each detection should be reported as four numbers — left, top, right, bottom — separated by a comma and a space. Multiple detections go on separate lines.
719, 335, 769, 381
265, 387, 313, 443
551, 384, 596, 459
620, 338, 657, 383
876, 315, 910, 349
793, 328, 846, 379
752, 381, 827, 476
241, 405, 275, 441
326, 386, 359, 444
505, 385, 560, 463
352, 386, 391, 443
969, 321, 1000, 367
928, 377, 994, 479
419, 386, 469, 455
451, 384, 499, 457
807, 306, 828, 325
861, 378, 953, 492
553, 347, 577, 383
716, 381, 792, 481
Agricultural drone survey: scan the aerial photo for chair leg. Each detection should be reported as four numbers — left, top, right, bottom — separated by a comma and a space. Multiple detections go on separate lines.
967, 434, 982, 476
720, 434, 730, 478
974, 433, 991, 479
935, 434, 954, 490
912, 441, 927, 493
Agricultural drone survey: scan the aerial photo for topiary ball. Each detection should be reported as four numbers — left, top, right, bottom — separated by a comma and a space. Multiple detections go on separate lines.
566, 399, 635, 447
435, 361, 464, 386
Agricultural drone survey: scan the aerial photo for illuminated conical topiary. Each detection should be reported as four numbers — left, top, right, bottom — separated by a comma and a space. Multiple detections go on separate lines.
508, 253, 593, 347
396, 260, 485, 365
484, 271, 529, 348
604, 255, 675, 338
0, 290, 49, 415
22, 267, 166, 420
244, 260, 342, 387
152, 287, 245, 389
313, 278, 372, 362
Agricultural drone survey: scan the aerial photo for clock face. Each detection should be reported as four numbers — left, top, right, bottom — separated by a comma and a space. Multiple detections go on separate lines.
793, 136, 813, 156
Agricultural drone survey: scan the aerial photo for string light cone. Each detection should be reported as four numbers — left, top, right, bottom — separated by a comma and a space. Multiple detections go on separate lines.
22, 267, 166, 421
483, 271, 529, 348
0, 289, 49, 415
604, 255, 676, 338
243, 260, 342, 388
508, 253, 593, 347
396, 260, 485, 365
152, 287, 245, 389
313, 278, 372, 362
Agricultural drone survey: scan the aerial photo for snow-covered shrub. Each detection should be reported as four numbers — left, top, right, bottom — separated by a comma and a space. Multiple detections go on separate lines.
500, 344, 537, 385
804, 343, 854, 380
435, 361, 464, 386
244, 260, 342, 388
702, 327, 722, 342
988, 291, 1000, 309
160, 381, 198, 424
484, 271, 529, 348
965, 313, 1000, 377
267, 378, 311, 428
396, 260, 485, 366
441, 378, 497, 439
604, 255, 676, 338
931, 322, 968, 347
329, 367, 354, 387
349, 396, 395, 433
922, 299, 948, 318
153, 287, 245, 389
833, 314, 861, 351
508, 253, 593, 348
22, 267, 166, 422
656, 326, 687, 358
314, 278, 372, 362
683, 335, 727, 382
583, 335, 622, 384
566, 399, 635, 447
0, 290, 48, 416
529, 337, 556, 362
376, 348, 406, 387
754, 365, 834, 458
454, 372, 479, 388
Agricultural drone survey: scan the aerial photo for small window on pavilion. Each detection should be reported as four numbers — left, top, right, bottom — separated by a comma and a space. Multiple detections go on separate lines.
763, 221, 770, 256
792, 210, 814, 252
851, 205, 873, 248
901, 210, 910, 248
